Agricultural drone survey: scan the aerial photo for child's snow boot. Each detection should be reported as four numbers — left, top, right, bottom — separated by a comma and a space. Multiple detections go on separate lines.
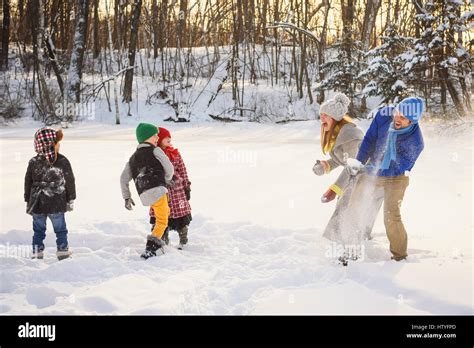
141, 235, 164, 259
57, 249, 72, 261
177, 226, 188, 250
31, 250, 44, 260
162, 228, 170, 245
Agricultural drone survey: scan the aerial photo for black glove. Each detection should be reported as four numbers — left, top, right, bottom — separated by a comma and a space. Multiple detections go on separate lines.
125, 198, 135, 210
184, 187, 191, 201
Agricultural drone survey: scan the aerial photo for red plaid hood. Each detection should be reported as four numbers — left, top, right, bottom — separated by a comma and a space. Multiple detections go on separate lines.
34, 127, 61, 164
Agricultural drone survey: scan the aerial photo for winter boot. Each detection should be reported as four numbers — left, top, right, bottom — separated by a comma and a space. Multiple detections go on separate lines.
177, 226, 188, 250
31, 250, 44, 260
141, 235, 164, 259
57, 249, 72, 261
162, 228, 170, 245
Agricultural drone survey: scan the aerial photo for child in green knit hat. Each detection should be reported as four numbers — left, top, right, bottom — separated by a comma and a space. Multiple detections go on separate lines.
120, 123, 174, 259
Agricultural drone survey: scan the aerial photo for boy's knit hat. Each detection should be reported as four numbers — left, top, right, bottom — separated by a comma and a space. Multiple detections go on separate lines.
319, 93, 351, 121
395, 97, 424, 123
136, 123, 158, 143
34, 127, 63, 164
157, 127, 171, 146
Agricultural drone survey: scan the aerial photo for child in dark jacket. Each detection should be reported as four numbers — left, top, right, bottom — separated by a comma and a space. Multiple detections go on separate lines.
149, 127, 192, 249
120, 123, 174, 259
24, 127, 76, 260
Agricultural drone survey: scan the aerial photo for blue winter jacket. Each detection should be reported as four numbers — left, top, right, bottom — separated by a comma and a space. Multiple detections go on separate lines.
356, 106, 424, 177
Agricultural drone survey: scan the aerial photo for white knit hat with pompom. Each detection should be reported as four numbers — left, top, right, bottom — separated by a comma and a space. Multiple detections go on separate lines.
319, 93, 350, 121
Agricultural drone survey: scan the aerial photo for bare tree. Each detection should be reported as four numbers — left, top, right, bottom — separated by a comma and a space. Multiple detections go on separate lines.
1, 0, 10, 70
105, 0, 121, 124
64, 0, 89, 107
122, 0, 142, 105
93, 0, 100, 59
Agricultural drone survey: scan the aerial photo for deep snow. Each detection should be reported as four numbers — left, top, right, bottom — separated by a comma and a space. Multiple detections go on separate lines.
0, 119, 472, 314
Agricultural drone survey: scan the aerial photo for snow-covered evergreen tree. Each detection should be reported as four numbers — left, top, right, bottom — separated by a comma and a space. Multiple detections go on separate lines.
358, 26, 413, 104
316, 41, 362, 109
402, 0, 471, 116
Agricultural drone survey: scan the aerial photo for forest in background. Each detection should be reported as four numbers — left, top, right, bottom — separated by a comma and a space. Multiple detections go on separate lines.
0, 0, 472, 124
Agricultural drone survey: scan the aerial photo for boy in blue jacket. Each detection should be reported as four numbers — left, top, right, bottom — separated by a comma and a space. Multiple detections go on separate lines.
347, 97, 424, 261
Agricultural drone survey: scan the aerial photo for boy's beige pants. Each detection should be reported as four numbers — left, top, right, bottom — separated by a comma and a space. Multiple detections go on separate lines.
349, 174, 410, 260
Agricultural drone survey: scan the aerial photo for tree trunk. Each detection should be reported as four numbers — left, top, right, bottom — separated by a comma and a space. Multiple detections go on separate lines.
317, 0, 329, 104
31, 0, 56, 122
122, 0, 142, 104
361, 0, 380, 51
151, 0, 159, 58
359, 0, 380, 112
1, 0, 10, 70
340, 0, 354, 112
44, 32, 64, 93
93, 0, 100, 59
178, 0, 188, 47
158, 0, 168, 51
105, 0, 121, 124
64, 0, 89, 106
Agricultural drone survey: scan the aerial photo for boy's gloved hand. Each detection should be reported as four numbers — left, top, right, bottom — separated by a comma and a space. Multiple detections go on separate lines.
125, 198, 135, 210
321, 188, 337, 203
66, 201, 74, 212
184, 187, 191, 201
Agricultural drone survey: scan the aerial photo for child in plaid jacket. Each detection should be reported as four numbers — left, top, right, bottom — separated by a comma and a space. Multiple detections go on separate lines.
150, 127, 192, 249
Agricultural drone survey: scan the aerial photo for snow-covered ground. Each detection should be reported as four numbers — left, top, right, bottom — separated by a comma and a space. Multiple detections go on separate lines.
0, 118, 472, 315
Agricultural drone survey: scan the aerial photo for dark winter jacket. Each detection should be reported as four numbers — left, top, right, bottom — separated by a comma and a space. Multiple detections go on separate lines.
129, 145, 167, 195
120, 143, 174, 206
356, 106, 424, 176
24, 154, 76, 214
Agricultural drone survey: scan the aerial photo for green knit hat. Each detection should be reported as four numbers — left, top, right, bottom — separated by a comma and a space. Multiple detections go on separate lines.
136, 123, 158, 143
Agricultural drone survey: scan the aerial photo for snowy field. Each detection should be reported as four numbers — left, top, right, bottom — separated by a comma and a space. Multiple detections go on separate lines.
0, 118, 472, 315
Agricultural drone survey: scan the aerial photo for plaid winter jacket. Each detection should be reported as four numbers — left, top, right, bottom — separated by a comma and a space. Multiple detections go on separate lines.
150, 152, 191, 219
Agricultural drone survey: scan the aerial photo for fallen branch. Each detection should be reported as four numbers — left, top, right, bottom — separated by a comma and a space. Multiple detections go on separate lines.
83, 65, 135, 95
266, 22, 320, 46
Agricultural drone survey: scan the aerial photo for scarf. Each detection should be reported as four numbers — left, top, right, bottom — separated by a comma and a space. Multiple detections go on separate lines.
380, 123, 415, 170
163, 146, 180, 161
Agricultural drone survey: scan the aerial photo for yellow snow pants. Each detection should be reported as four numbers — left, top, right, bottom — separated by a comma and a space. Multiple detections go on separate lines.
150, 194, 170, 239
